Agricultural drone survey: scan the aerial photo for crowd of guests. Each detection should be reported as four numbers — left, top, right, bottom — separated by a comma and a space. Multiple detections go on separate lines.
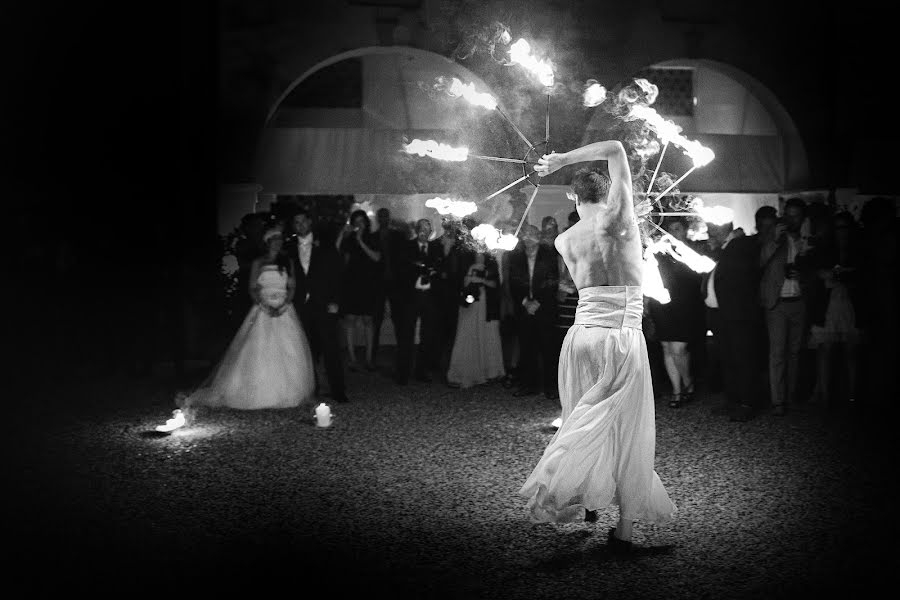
228, 206, 584, 404
644, 196, 897, 422
225, 195, 895, 418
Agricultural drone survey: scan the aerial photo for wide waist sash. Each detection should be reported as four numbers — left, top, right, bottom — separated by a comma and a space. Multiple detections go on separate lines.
574, 286, 643, 330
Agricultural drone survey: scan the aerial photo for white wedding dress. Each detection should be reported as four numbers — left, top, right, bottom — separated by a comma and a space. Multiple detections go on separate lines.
186, 266, 316, 410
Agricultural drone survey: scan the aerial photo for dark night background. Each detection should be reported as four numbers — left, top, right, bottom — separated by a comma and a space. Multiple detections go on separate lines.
3, 2, 898, 596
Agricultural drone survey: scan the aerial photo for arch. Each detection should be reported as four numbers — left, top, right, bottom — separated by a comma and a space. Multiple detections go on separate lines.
254, 45, 519, 197
264, 45, 501, 126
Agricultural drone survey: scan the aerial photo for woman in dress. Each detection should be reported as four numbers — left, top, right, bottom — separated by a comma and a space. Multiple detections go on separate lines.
646, 216, 704, 408
184, 227, 316, 410
339, 210, 382, 371
808, 211, 861, 405
446, 248, 505, 388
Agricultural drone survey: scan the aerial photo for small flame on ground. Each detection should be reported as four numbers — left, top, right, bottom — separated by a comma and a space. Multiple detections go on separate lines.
551, 417, 562, 429
509, 39, 554, 87
425, 197, 478, 218
156, 409, 186, 433
402, 139, 468, 162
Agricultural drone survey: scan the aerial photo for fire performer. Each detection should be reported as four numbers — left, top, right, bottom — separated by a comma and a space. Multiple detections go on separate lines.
519, 140, 676, 554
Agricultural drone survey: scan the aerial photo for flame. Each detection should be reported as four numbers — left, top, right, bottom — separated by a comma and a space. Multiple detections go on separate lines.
693, 199, 734, 226
648, 236, 716, 274
625, 105, 714, 167
642, 252, 671, 304
633, 78, 660, 105
425, 197, 478, 218
627, 105, 682, 144
508, 39, 554, 87
551, 417, 562, 428
583, 80, 607, 107
402, 139, 468, 162
678, 138, 715, 167
155, 409, 186, 433
471, 223, 518, 250
437, 76, 498, 110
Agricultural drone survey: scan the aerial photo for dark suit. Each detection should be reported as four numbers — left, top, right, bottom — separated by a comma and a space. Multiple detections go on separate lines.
288, 233, 346, 401
394, 238, 443, 382
431, 236, 465, 375
508, 245, 560, 394
372, 227, 409, 366
701, 234, 763, 414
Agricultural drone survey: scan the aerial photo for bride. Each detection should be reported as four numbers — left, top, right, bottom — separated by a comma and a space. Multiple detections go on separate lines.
185, 226, 316, 410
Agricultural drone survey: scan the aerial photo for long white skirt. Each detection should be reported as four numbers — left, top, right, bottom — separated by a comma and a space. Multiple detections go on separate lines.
446, 296, 505, 388
187, 304, 316, 410
519, 286, 676, 524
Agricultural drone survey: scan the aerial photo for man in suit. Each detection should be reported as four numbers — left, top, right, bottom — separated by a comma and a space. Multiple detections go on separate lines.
371, 207, 408, 369
431, 218, 465, 380
508, 223, 560, 398
289, 210, 348, 403
759, 197, 812, 416
701, 217, 763, 421
394, 218, 442, 384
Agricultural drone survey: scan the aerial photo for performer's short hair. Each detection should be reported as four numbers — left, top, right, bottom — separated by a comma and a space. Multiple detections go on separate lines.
571, 168, 610, 204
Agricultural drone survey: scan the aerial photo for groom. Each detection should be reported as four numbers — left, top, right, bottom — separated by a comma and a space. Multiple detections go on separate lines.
289, 210, 349, 403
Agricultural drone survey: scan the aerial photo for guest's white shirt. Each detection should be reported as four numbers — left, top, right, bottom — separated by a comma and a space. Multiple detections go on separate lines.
297, 233, 313, 274
704, 231, 739, 309
779, 235, 801, 298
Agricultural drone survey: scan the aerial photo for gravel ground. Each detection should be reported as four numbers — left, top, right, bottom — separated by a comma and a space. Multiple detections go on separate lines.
9, 364, 896, 599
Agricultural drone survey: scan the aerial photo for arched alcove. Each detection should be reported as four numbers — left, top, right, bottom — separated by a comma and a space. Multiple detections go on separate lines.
254, 46, 521, 205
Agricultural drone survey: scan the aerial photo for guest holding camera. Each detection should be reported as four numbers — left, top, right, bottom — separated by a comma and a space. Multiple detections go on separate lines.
760, 197, 813, 416
446, 248, 505, 388
339, 209, 382, 371
394, 218, 441, 384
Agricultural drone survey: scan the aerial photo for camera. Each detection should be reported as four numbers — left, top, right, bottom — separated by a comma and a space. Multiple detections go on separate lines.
415, 261, 435, 286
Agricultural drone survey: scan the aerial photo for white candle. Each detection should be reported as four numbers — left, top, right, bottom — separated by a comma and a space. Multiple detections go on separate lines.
315, 403, 332, 428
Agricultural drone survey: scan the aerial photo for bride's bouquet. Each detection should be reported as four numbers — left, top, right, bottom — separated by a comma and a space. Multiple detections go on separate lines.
260, 288, 288, 315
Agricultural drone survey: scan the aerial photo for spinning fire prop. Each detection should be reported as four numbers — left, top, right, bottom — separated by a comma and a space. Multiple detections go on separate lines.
403, 30, 721, 296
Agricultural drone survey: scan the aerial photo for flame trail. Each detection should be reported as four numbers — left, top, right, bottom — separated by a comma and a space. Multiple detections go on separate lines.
645, 225, 716, 274
508, 39, 554, 87
435, 76, 498, 110
425, 197, 478, 218
402, 139, 468, 162
642, 252, 671, 304
471, 223, 518, 250
696, 204, 734, 226
583, 81, 607, 107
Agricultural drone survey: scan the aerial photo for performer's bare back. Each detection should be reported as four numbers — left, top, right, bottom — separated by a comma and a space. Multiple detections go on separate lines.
555, 183, 644, 289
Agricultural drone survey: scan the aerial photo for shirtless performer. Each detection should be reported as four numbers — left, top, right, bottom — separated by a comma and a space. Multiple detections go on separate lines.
518, 140, 676, 554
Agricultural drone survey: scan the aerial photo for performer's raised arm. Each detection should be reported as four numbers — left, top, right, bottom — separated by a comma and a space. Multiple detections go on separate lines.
535, 141, 634, 230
